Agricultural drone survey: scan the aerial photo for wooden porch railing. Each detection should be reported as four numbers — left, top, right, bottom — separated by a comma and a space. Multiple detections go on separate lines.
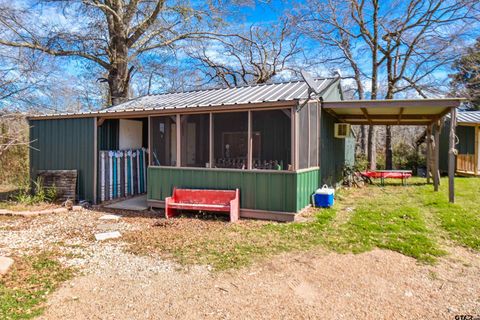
457, 154, 475, 173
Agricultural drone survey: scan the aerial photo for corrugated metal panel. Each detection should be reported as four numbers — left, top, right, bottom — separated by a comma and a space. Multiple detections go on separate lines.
148, 167, 319, 213
295, 169, 320, 212
29, 118, 95, 201
320, 110, 347, 185
439, 122, 476, 173
457, 111, 480, 124
98, 119, 119, 150
31, 78, 338, 118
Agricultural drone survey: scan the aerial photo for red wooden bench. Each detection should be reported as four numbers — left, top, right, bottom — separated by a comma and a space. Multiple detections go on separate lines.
362, 170, 412, 185
165, 187, 240, 222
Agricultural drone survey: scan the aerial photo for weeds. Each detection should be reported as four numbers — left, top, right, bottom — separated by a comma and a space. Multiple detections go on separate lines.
0, 252, 73, 319
13, 177, 56, 205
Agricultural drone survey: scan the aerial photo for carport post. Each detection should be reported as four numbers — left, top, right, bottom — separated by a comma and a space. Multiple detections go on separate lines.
426, 125, 432, 184
433, 122, 440, 191
448, 107, 457, 203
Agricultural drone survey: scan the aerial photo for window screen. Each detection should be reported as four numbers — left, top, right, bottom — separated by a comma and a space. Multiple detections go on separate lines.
180, 114, 210, 167
150, 116, 177, 166
252, 109, 291, 170
309, 102, 318, 167
213, 112, 248, 169
298, 104, 310, 169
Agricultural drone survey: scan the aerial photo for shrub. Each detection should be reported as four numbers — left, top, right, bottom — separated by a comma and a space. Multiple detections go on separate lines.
13, 177, 57, 205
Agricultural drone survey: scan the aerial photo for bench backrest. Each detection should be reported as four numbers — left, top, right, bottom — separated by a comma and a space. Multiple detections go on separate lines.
172, 188, 238, 205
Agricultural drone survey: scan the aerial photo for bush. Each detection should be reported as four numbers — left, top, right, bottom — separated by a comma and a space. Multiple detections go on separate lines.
13, 177, 57, 205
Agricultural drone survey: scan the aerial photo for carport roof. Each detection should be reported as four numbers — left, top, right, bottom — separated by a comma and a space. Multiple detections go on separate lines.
323, 98, 465, 126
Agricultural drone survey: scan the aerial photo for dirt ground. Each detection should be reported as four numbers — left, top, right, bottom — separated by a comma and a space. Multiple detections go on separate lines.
1, 209, 479, 320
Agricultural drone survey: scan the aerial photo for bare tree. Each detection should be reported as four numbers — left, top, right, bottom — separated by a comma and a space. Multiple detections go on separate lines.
296, 0, 478, 169
0, 0, 214, 106
187, 18, 301, 87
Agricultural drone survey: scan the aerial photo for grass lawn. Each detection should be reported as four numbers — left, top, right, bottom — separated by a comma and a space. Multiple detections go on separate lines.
0, 253, 73, 319
125, 177, 480, 270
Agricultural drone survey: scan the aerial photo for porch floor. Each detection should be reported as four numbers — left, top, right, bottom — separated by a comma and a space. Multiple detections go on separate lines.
105, 194, 148, 211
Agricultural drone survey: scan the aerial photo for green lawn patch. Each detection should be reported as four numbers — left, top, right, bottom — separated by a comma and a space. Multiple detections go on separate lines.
125, 177, 480, 270
0, 252, 73, 319
420, 178, 480, 250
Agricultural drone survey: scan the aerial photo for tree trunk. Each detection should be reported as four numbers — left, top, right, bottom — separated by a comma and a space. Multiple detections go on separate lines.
360, 125, 367, 155
385, 125, 393, 169
367, 126, 376, 170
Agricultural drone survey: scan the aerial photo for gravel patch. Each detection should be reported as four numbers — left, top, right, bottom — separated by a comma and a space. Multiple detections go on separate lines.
38, 248, 480, 320
1, 208, 479, 319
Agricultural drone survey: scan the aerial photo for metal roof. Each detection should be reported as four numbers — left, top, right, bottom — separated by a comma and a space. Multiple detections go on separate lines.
323, 98, 465, 126
107, 78, 335, 111
457, 110, 480, 124
29, 78, 337, 119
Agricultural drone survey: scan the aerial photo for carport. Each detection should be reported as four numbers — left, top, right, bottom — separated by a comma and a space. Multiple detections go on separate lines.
322, 98, 465, 203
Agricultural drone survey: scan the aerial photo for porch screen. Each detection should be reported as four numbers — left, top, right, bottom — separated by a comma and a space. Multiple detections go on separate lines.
309, 102, 319, 167
150, 116, 177, 166
213, 112, 248, 169
252, 109, 291, 170
180, 114, 210, 167
298, 103, 310, 169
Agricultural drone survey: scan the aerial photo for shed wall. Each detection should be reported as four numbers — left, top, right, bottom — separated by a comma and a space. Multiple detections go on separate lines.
320, 110, 347, 185
439, 122, 476, 173
29, 118, 95, 202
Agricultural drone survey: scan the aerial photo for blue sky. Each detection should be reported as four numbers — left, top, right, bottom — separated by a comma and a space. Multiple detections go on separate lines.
2, 0, 478, 111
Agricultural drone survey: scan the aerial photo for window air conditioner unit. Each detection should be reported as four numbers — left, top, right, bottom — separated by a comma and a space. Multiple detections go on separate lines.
334, 123, 350, 138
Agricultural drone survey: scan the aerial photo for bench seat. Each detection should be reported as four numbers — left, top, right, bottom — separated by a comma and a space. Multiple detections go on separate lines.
165, 188, 240, 222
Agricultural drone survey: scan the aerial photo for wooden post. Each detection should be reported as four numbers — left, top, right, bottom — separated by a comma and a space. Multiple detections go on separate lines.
247, 110, 253, 170
93, 117, 98, 204
176, 114, 181, 167
209, 113, 214, 168
307, 102, 311, 167
434, 122, 440, 190
426, 125, 431, 184
293, 107, 299, 170
148, 115, 152, 166
475, 125, 479, 175
448, 108, 457, 203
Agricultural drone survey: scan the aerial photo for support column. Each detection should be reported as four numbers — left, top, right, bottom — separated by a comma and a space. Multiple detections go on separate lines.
148, 115, 152, 166
433, 121, 440, 191
93, 117, 98, 204
176, 114, 181, 167
475, 125, 479, 175
448, 108, 457, 203
209, 113, 214, 168
426, 125, 432, 184
293, 107, 299, 170
247, 110, 253, 170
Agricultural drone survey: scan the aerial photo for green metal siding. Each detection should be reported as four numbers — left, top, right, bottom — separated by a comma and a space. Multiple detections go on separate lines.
98, 119, 119, 150
344, 136, 356, 166
319, 79, 354, 184
295, 168, 320, 211
320, 110, 346, 185
457, 126, 475, 154
29, 118, 95, 202
439, 122, 476, 173
148, 167, 320, 213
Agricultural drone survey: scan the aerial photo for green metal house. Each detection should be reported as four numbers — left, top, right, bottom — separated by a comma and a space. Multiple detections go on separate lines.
29, 78, 355, 221
29, 76, 464, 220
439, 111, 480, 176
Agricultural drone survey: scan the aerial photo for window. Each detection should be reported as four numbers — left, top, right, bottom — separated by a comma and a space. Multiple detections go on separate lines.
213, 112, 248, 169
150, 116, 177, 166
180, 114, 210, 167
252, 109, 291, 170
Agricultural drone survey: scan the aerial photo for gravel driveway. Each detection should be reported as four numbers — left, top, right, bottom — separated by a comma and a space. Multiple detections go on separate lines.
1, 210, 479, 319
